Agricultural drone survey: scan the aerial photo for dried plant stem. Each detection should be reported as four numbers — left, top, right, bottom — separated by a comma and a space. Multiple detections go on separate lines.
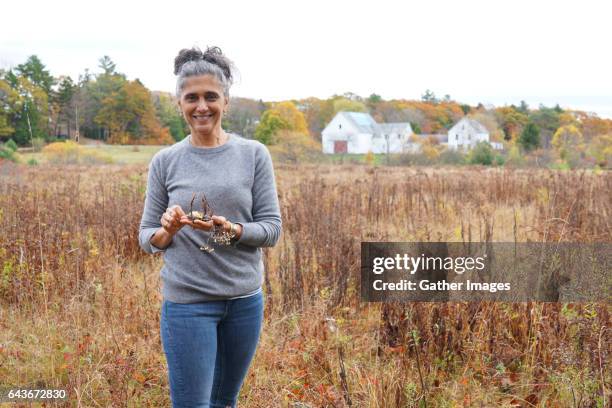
412, 330, 427, 408
338, 345, 352, 406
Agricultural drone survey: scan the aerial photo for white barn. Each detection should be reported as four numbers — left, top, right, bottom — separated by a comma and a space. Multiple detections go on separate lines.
321, 112, 413, 154
447, 117, 503, 150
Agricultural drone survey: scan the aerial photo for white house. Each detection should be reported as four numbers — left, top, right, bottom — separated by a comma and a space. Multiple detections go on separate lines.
321, 112, 413, 154
447, 117, 503, 150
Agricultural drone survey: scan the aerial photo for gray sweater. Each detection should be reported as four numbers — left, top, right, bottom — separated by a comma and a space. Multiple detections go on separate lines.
138, 134, 282, 303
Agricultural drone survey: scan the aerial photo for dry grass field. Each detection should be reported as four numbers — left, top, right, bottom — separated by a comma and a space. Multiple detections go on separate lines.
0, 162, 610, 407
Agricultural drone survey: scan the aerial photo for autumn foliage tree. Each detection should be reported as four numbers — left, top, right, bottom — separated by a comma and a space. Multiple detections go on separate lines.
300, 97, 335, 142
254, 101, 308, 145
153, 92, 187, 142
495, 106, 528, 141
1, 71, 49, 145
270, 130, 321, 163
222, 97, 265, 139
552, 124, 584, 164
95, 79, 172, 144
586, 134, 612, 168
332, 97, 367, 115
0, 76, 18, 138
578, 114, 612, 141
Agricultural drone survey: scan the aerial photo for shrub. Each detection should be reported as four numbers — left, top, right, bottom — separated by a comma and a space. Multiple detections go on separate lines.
27, 158, 38, 166
438, 149, 466, 165
468, 142, 495, 165
0, 143, 22, 162
0, 147, 16, 161
42, 141, 80, 164
494, 155, 505, 166
5, 139, 18, 152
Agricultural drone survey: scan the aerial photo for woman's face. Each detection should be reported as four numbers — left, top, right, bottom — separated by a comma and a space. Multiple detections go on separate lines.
178, 75, 228, 138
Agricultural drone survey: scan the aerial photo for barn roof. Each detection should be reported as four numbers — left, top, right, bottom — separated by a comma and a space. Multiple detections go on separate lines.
339, 112, 413, 136
450, 117, 489, 134
341, 112, 378, 133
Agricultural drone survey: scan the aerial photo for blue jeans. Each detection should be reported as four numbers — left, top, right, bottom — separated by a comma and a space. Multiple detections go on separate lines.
160, 291, 264, 408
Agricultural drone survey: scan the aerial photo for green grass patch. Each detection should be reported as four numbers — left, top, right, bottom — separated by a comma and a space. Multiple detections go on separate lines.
20, 144, 167, 165
317, 153, 387, 165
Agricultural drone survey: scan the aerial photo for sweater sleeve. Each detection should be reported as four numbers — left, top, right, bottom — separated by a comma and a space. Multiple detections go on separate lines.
138, 153, 168, 254
235, 143, 282, 247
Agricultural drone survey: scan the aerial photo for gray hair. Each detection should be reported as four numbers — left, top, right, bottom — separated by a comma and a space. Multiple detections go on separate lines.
174, 46, 234, 99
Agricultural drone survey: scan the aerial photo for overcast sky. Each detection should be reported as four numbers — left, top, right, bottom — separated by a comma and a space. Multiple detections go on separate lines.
2, 0, 611, 117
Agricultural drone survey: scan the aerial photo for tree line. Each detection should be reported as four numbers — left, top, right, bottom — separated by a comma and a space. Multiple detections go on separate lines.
251, 90, 611, 167
0, 55, 176, 146
1, 55, 610, 167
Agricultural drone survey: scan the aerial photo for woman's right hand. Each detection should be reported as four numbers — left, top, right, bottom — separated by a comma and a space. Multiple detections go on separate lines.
161, 205, 186, 235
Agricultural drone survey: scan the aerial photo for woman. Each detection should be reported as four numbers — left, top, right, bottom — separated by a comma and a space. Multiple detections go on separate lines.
138, 46, 282, 408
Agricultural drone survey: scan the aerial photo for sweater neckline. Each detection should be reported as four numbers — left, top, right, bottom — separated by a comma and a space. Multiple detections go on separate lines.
184, 133, 235, 154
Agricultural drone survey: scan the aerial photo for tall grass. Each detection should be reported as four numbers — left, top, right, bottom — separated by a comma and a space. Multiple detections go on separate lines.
0, 163, 609, 407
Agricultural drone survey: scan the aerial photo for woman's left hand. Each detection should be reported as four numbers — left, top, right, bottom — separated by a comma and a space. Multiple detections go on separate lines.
180, 214, 230, 232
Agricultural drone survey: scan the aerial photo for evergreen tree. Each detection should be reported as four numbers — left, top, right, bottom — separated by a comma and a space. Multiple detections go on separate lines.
517, 100, 529, 114
98, 56, 117, 75
54, 76, 76, 137
421, 89, 438, 104
15, 55, 55, 95
367, 93, 382, 105
519, 122, 540, 152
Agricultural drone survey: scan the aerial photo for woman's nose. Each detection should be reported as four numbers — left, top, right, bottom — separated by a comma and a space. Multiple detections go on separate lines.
196, 98, 208, 111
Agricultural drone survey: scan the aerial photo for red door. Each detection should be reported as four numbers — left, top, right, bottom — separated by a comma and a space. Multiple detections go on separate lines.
334, 140, 348, 153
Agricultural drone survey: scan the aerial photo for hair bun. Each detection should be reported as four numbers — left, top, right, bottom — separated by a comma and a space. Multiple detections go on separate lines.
173, 46, 233, 84
201, 46, 233, 84
174, 48, 204, 75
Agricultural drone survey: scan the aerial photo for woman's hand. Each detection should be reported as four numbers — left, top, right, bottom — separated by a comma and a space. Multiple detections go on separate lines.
180, 214, 241, 238
161, 205, 187, 235
180, 214, 227, 231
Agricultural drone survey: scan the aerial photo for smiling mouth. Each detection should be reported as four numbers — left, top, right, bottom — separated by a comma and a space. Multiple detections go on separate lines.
193, 114, 214, 120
